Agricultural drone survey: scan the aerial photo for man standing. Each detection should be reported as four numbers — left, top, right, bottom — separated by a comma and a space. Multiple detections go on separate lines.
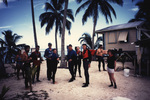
82, 44, 91, 87
22, 45, 32, 89
67, 44, 77, 82
96, 45, 106, 71
44, 43, 53, 81
30, 45, 43, 83
51, 49, 59, 84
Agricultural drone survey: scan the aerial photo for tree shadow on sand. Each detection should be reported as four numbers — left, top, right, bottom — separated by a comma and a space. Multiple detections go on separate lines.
9, 90, 49, 100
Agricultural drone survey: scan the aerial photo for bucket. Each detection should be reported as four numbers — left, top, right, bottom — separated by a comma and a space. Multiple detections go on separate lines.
124, 69, 130, 77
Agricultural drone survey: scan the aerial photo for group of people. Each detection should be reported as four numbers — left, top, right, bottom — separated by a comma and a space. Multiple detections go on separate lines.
15, 43, 117, 89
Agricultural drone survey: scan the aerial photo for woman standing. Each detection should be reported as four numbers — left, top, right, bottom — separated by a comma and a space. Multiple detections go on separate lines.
75, 46, 82, 78
107, 49, 117, 89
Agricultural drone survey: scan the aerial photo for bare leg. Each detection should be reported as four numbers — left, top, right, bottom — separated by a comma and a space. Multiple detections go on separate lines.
108, 72, 113, 87
110, 73, 117, 89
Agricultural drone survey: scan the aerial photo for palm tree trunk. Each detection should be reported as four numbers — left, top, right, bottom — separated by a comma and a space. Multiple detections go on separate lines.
31, 0, 38, 47
92, 18, 96, 49
60, 0, 68, 67
55, 28, 58, 53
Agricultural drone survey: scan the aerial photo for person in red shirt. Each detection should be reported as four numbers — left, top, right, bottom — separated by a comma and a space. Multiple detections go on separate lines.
82, 44, 91, 87
30, 45, 43, 83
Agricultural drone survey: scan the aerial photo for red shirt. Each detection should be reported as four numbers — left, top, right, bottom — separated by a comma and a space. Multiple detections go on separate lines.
82, 49, 89, 59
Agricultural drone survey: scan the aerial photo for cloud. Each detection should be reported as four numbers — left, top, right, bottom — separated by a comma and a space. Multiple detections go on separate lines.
41, 4, 45, 9
0, 26, 12, 29
131, 7, 139, 12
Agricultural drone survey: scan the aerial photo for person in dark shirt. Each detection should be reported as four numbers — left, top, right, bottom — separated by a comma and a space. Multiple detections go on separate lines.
30, 45, 43, 83
67, 44, 77, 82
44, 43, 53, 81
82, 44, 91, 87
51, 49, 59, 84
75, 46, 82, 78
107, 49, 117, 89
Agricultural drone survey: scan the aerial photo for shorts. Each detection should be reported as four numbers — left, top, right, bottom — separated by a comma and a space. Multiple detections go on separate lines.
107, 67, 114, 73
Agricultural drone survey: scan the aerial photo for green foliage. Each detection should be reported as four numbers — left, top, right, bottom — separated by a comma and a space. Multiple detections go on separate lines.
1, 30, 22, 63
31, 65, 38, 80
78, 33, 102, 49
0, 85, 10, 100
39, 0, 74, 35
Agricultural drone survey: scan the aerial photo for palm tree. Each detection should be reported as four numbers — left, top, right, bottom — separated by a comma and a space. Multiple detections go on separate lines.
60, 0, 69, 67
0, 38, 7, 78
78, 33, 92, 49
39, 0, 74, 55
1, 30, 22, 63
129, 0, 150, 29
76, 0, 123, 49
31, 0, 38, 47
78, 33, 103, 49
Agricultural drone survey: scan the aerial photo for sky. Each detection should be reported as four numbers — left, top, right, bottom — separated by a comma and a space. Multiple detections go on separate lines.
0, 0, 142, 54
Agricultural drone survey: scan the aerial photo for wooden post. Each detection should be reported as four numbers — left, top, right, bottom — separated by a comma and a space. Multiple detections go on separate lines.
134, 58, 136, 75
139, 60, 141, 75
147, 60, 149, 76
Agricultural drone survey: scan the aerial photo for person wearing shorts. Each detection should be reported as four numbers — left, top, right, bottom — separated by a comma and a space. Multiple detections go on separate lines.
107, 49, 117, 89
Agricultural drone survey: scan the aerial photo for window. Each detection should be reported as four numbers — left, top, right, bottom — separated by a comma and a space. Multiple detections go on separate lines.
108, 32, 117, 44
118, 31, 129, 43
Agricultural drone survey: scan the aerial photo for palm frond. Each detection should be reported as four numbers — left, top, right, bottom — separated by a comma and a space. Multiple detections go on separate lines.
45, 2, 55, 12
76, 0, 82, 3
75, 1, 90, 16
3, 0, 8, 6
46, 16, 55, 34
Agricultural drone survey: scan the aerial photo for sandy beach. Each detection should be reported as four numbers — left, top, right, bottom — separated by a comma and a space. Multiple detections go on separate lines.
0, 61, 150, 100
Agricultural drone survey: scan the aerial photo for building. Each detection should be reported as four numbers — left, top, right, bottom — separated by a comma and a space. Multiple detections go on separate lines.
95, 21, 145, 52
95, 21, 150, 76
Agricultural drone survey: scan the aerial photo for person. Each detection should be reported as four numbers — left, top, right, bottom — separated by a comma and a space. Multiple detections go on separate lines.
67, 44, 77, 82
22, 45, 32, 89
15, 49, 23, 80
75, 46, 82, 78
82, 44, 91, 87
107, 49, 117, 89
30, 45, 43, 83
96, 45, 106, 71
51, 49, 59, 84
44, 43, 53, 81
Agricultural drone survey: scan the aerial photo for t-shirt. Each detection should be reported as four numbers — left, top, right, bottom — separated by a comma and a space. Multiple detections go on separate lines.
67, 49, 77, 61
82, 49, 91, 63
107, 56, 116, 69
30, 51, 41, 61
44, 48, 53, 59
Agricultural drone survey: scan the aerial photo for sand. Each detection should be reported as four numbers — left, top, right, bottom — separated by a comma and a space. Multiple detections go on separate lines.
0, 61, 150, 100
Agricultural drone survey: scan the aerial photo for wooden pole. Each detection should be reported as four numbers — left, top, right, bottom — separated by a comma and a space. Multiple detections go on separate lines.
147, 60, 149, 76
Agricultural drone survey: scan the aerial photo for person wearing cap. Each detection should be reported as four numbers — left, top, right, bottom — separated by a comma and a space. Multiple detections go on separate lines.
67, 44, 77, 82
82, 44, 91, 87
44, 43, 53, 81
30, 45, 43, 83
